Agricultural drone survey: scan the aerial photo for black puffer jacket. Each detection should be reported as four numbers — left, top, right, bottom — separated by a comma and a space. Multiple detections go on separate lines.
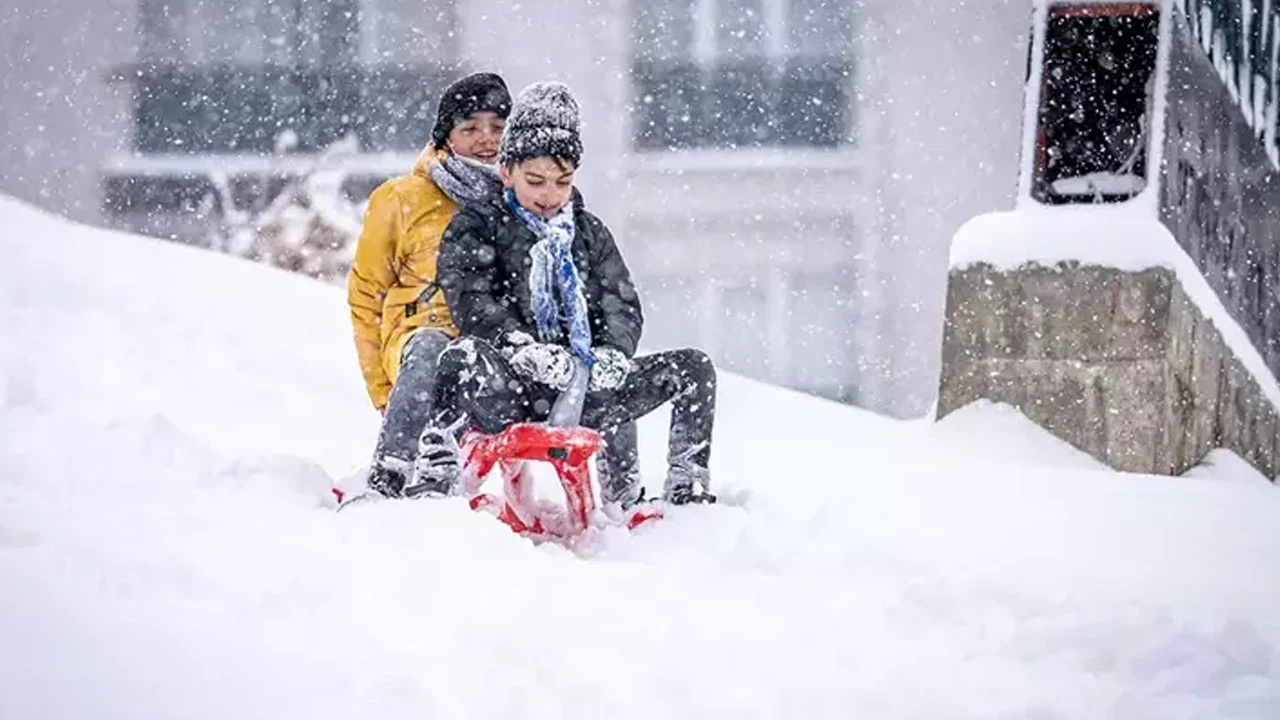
436, 190, 644, 356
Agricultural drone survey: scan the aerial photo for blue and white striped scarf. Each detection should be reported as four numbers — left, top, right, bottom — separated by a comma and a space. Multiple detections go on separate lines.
504, 189, 595, 366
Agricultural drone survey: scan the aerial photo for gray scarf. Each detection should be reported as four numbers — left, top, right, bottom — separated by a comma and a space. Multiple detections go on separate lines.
428, 153, 502, 206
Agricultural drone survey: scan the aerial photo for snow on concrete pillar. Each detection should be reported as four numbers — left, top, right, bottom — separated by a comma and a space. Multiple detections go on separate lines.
937, 0, 1280, 481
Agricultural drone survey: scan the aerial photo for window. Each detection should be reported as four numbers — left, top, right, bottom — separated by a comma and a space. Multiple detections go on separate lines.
1031, 3, 1160, 204
632, 0, 854, 151
126, 0, 455, 154
357, 0, 457, 65
139, 0, 361, 66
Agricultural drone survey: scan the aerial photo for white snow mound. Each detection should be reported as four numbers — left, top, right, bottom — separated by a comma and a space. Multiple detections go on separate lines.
2, 196, 1279, 720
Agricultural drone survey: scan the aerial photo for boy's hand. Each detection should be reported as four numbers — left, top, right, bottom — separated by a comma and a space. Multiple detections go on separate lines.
509, 342, 575, 390
499, 330, 536, 356
589, 347, 631, 392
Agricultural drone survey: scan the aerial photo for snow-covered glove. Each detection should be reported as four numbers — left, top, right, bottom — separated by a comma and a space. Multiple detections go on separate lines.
498, 330, 536, 358
509, 341, 575, 390
589, 347, 632, 392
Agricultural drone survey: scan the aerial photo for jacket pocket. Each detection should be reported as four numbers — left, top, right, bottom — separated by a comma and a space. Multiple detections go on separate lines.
384, 284, 427, 311
383, 282, 452, 336
403, 282, 439, 318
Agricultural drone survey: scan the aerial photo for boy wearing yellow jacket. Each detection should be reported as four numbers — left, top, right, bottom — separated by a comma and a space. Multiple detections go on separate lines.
347, 72, 511, 498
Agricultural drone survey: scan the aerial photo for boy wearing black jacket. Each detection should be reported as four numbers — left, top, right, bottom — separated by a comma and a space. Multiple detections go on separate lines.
407, 81, 717, 508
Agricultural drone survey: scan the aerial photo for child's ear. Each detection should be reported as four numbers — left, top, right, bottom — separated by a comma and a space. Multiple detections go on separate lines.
499, 164, 514, 188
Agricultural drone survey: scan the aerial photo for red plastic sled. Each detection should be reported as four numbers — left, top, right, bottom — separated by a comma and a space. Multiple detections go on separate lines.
334, 360, 661, 537
459, 423, 662, 538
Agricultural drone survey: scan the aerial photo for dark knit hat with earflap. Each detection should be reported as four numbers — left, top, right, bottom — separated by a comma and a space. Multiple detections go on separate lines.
497, 82, 583, 167
430, 72, 512, 149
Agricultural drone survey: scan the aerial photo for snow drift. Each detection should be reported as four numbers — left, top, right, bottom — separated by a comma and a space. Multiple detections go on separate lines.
2, 196, 1279, 719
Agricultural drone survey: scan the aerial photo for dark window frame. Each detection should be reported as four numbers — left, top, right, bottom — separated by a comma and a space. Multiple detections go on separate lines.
631, 0, 856, 152
1030, 3, 1161, 204
109, 62, 458, 154
122, 0, 457, 155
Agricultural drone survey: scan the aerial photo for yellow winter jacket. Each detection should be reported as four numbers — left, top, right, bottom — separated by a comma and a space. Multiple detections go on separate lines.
347, 147, 460, 410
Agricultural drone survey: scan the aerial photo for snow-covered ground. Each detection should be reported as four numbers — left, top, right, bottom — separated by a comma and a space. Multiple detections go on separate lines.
2, 195, 1279, 720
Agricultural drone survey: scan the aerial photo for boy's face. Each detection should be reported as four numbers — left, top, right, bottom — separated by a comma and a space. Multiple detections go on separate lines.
501, 157, 576, 218
447, 111, 505, 164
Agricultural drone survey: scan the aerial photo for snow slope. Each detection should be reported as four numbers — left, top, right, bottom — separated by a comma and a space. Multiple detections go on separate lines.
2, 196, 1279, 720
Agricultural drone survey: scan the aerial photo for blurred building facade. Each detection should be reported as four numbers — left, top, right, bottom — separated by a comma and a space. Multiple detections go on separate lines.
0, 0, 1030, 417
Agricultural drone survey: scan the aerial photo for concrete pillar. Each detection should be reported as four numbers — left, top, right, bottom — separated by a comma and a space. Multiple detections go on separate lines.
939, 261, 1280, 478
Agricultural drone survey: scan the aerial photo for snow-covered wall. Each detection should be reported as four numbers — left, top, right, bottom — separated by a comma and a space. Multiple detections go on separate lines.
1161, 5, 1280, 390
1173, 0, 1280, 170
940, 0, 1280, 480
939, 259, 1280, 478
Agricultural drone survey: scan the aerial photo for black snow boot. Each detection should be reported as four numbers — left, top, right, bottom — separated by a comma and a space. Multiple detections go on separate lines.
663, 450, 716, 506
406, 425, 461, 498
367, 457, 411, 498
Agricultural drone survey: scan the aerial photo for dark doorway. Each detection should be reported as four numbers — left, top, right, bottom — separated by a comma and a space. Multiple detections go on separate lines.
1032, 3, 1161, 204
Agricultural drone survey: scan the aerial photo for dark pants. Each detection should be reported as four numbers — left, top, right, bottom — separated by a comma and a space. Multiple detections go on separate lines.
373, 329, 453, 468
433, 338, 716, 504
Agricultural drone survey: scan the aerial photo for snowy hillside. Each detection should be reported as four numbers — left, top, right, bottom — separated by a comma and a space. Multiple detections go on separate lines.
2, 196, 1279, 720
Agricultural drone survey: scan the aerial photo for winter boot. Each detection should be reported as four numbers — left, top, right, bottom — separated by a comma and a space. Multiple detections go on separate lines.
367, 456, 412, 498
665, 482, 716, 505
663, 454, 716, 506
407, 425, 461, 498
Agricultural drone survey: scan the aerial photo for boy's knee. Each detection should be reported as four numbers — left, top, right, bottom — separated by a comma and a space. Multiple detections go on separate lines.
678, 348, 716, 384
437, 336, 494, 369
405, 329, 453, 365
417, 329, 453, 355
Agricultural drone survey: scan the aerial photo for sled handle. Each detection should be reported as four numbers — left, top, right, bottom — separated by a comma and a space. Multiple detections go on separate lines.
547, 356, 590, 428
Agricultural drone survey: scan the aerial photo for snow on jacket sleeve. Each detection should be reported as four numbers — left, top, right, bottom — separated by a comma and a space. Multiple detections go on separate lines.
585, 214, 644, 357
347, 182, 400, 409
437, 206, 523, 344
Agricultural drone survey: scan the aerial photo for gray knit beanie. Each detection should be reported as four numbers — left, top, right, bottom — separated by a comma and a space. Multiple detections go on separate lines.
497, 82, 583, 167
